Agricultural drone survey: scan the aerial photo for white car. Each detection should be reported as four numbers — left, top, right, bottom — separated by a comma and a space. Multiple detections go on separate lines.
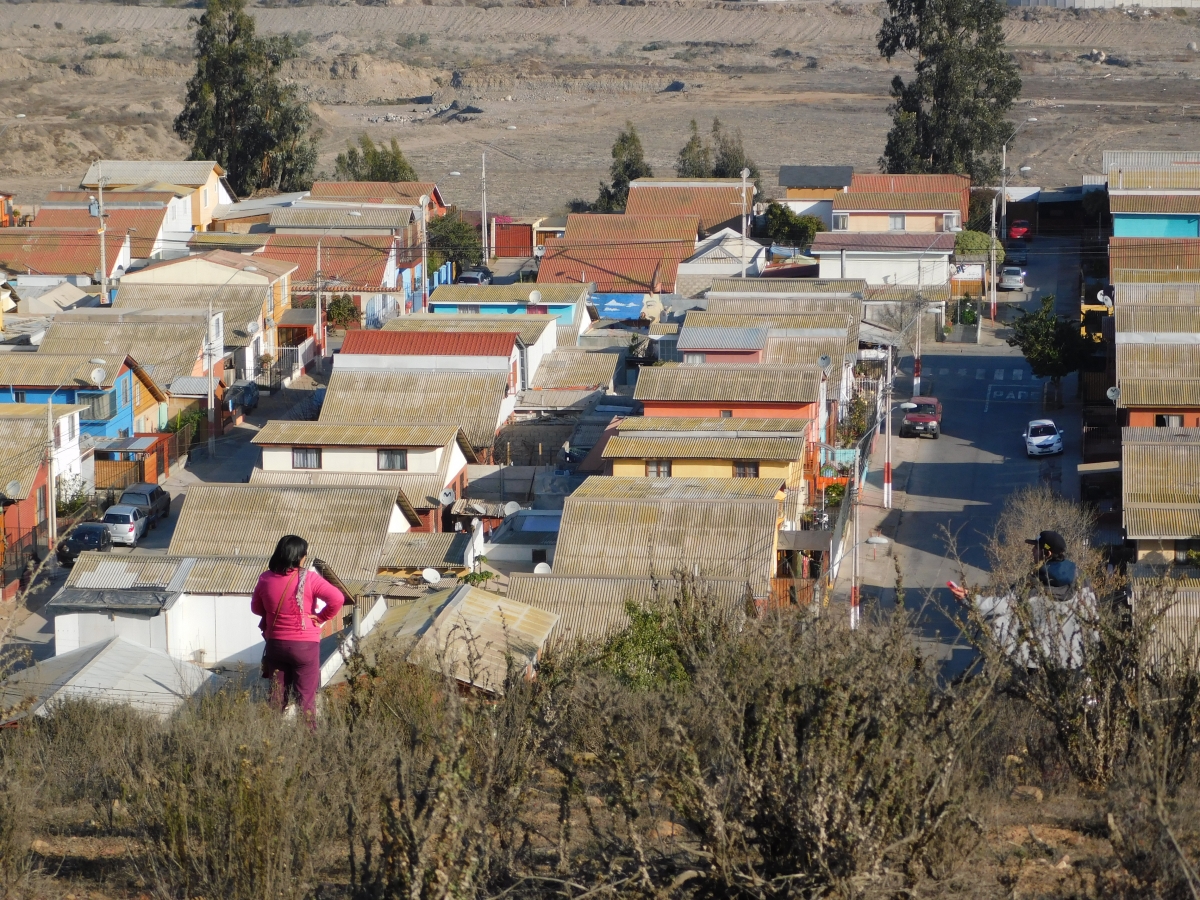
102, 504, 148, 547
1023, 419, 1064, 457
999, 266, 1026, 291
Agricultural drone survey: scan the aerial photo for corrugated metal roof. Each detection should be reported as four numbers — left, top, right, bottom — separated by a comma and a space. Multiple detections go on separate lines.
560, 213, 700, 243
1109, 238, 1200, 272
1122, 428, 1200, 539
649, 321, 680, 335
114, 283, 268, 348
254, 421, 463, 448
64, 552, 269, 594
777, 165, 854, 189
308, 180, 441, 206
507, 575, 749, 647
833, 192, 963, 212
683, 310, 858, 344
515, 389, 602, 410
1112, 268, 1200, 285
0, 637, 217, 722
763, 335, 852, 367
0, 353, 123, 389
32, 208, 168, 260
38, 315, 206, 388
634, 364, 821, 404
247, 468, 441, 512
1103, 151, 1200, 173
145, 248, 297, 281
168, 484, 402, 582
617, 416, 811, 436
82, 160, 223, 188
1119, 379, 1200, 408
862, 284, 952, 302
258, 234, 394, 289
706, 296, 863, 317
0, 418, 46, 501
603, 435, 805, 461
0, 230, 124, 277
709, 277, 867, 295
408, 586, 557, 695
625, 182, 751, 232
380, 532, 470, 570
340, 329, 517, 357
849, 173, 970, 216
1116, 344, 1200, 395
1115, 305, 1200, 333
811, 232, 956, 252
188, 233, 271, 251
429, 284, 590, 305
383, 314, 556, 348
677, 325, 769, 351
269, 206, 415, 229
573, 475, 784, 500
320, 369, 509, 450
538, 214, 700, 294
1107, 168, 1200, 191
552, 479, 780, 592
1110, 195, 1200, 215
1125, 508, 1200, 541
1115, 284, 1200, 305
529, 349, 619, 390
0, 402, 87, 420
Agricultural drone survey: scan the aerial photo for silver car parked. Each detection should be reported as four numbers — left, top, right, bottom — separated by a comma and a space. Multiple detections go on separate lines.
999, 266, 1026, 291
102, 504, 148, 547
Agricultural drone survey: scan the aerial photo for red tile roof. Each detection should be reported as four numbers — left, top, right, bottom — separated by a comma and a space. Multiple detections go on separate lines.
1109, 238, 1200, 274
538, 214, 699, 294
257, 235, 398, 290
0, 228, 125, 277
32, 207, 169, 260
340, 329, 517, 357
849, 174, 970, 217
307, 181, 445, 210
810, 232, 956, 252
625, 182, 751, 233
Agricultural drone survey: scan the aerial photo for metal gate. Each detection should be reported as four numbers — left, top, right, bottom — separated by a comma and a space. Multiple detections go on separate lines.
494, 223, 533, 257
256, 359, 282, 394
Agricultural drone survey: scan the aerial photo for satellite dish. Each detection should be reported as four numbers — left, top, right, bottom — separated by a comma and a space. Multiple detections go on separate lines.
1106, 386, 1120, 402
528, 289, 542, 304
439, 488, 456, 506
246, 321, 260, 336
5, 479, 21, 497
817, 354, 833, 379
89, 367, 107, 386
421, 568, 441, 584
533, 562, 552, 575
503, 500, 521, 516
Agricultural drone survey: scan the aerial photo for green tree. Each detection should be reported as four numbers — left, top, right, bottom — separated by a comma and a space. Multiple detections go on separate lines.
954, 228, 1004, 264
333, 134, 418, 183
426, 209, 483, 272
598, 601, 688, 691
1006, 295, 1088, 385
763, 202, 824, 246
595, 121, 652, 213
675, 119, 712, 178
325, 293, 359, 328
877, 0, 1021, 183
174, 0, 318, 197
710, 118, 762, 191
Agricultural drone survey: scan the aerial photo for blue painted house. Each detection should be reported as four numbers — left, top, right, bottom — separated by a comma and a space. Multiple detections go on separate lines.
1110, 194, 1200, 238
0, 353, 161, 439
426, 283, 593, 346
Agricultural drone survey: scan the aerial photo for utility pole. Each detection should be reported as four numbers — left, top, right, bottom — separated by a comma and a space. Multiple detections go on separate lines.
420, 194, 430, 311
990, 195, 998, 321
913, 299, 922, 396
316, 237, 324, 368
481, 152, 488, 262
46, 398, 56, 547
94, 163, 109, 303
740, 167, 750, 279
850, 446, 861, 630
206, 294, 216, 458
883, 347, 893, 510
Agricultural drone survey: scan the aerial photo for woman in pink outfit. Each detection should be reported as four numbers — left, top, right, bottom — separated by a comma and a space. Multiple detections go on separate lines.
251, 534, 346, 717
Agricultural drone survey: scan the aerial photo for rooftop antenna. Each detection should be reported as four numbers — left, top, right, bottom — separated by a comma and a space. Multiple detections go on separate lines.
4, 479, 21, 498
439, 488, 456, 506
89, 366, 107, 386
503, 500, 521, 516
529, 289, 542, 305
421, 567, 441, 585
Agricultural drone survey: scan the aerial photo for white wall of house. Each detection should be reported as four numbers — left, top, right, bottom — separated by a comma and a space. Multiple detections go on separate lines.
332, 353, 515, 375
388, 504, 412, 533
161, 195, 195, 259
781, 199, 833, 229
816, 252, 950, 287
261, 444, 446, 474
55, 610, 169, 656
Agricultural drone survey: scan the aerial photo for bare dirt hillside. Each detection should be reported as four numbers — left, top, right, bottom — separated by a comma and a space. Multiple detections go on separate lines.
0, 1, 1198, 215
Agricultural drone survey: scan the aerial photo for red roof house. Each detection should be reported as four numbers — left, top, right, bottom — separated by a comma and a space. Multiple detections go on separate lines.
537, 214, 699, 294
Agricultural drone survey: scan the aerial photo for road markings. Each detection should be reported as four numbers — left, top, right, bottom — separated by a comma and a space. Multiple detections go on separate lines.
994, 368, 1005, 380
983, 382, 1032, 412
976, 369, 985, 380
938, 367, 949, 376
1013, 370, 1023, 381
957, 368, 967, 377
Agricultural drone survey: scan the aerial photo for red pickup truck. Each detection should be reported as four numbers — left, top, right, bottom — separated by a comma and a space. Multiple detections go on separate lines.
900, 396, 942, 439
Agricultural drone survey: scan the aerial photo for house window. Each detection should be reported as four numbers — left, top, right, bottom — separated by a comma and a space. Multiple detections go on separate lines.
832, 214, 849, 231
11, 391, 24, 403
292, 447, 322, 469
378, 448, 409, 471
1175, 539, 1200, 565
943, 212, 961, 232
120, 377, 130, 408
134, 380, 142, 408
1156, 415, 1184, 427
733, 461, 759, 478
719, 410, 733, 418
683, 352, 706, 365
646, 460, 672, 477
68, 414, 77, 441
36, 485, 46, 523
267, 289, 275, 317
202, 187, 209, 207
53, 421, 62, 450
889, 214, 906, 231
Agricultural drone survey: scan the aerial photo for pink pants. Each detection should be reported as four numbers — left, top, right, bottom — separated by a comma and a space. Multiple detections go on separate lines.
263, 639, 321, 719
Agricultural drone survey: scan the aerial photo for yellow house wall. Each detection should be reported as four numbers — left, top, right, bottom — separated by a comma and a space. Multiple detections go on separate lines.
759, 461, 791, 482
786, 188, 843, 200
670, 460, 735, 478
611, 457, 803, 481
847, 212, 941, 233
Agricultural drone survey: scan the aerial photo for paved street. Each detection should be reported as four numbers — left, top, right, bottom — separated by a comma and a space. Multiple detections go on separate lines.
838, 237, 1082, 675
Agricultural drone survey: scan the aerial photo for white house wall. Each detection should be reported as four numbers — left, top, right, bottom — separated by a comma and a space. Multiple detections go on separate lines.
332, 353, 512, 374
817, 253, 949, 287
165, 594, 264, 667
782, 199, 833, 229
260, 445, 445, 474
54, 611, 168, 655
388, 504, 413, 533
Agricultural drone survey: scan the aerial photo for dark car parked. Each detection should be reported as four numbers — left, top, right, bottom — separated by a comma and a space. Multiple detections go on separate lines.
117, 483, 172, 527
455, 267, 494, 285
230, 379, 260, 413
56, 522, 113, 566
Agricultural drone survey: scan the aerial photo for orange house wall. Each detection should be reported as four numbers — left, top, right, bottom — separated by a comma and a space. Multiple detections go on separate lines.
1128, 409, 1200, 428
641, 400, 819, 420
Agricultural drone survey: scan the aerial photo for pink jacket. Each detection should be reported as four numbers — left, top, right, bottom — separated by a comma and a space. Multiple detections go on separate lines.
251, 568, 346, 643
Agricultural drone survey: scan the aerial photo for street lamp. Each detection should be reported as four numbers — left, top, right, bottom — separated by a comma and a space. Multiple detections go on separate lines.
419, 193, 430, 310
740, 167, 754, 279
828, 535, 890, 630
1001, 117, 1037, 242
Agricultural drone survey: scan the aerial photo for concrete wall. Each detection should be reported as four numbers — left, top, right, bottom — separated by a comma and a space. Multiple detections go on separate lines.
845, 213, 942, 233
782, 199, 833, 230
261, 444, 445, 474
817, 253, 950, 287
